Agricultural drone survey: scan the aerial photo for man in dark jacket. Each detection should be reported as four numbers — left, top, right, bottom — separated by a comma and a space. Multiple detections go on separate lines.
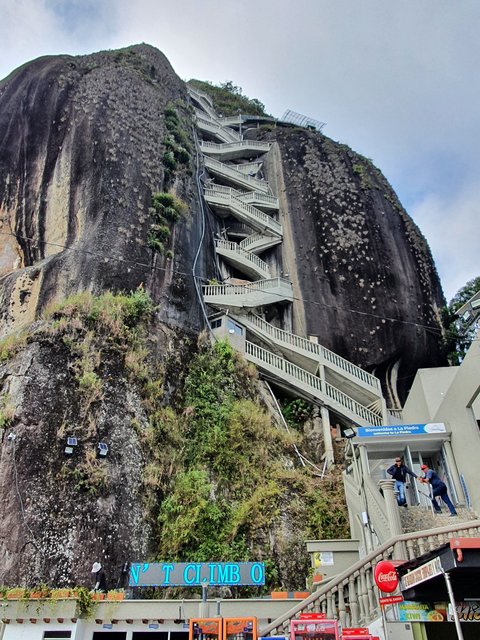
420, 464, 457, 516
92, 562, 107, 593
387, 457, 418, 507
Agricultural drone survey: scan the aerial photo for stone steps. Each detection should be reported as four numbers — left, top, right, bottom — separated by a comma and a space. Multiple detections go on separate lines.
400, 505, 478, 533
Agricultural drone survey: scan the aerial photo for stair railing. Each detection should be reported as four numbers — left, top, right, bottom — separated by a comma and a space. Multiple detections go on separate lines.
203, 156, 270, 193
214, 239, 270, 275
242, 314, 382, 392
245, 342, 383, 426
260, 519, 480, 636
204, 186, 282, 235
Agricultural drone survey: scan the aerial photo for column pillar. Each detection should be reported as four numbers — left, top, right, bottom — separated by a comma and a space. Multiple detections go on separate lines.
378, 479, 407, 560
358, 443, 369, 477
442, 440, 463, 505
320, 405, 335, 467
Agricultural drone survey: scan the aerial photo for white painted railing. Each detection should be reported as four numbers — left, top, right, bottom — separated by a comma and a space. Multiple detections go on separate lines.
226, 222, 254, 236
204, 186, 282, 236
245, 342, 383, 426
260, 519, 480, 635
196, 116, 241, 143
203, 277, 291, 298
214, 239, 270, 276
204, 156, 270, 193
200, 140, 271, 154
219, 114, 277, 126
232, 162, 263, 175
243, 314, 382, 392
239, 233, 282, 253
235, 190, 279, 208
188, 85, 214, 107
207, 184, 279, 209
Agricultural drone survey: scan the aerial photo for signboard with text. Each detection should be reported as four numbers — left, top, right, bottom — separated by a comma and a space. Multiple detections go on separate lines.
379, 595, 404, 606
357, 423, 446, 438
396, 601, 447, 622
400, 557, 443, 590
448, 601, 480, 622
129, 561, 265, 587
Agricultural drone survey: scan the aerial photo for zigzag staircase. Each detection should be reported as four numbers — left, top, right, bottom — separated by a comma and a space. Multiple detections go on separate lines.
187, 83, 386, 428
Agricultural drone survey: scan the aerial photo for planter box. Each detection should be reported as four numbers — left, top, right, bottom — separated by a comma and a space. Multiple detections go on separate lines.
51, 589, 72, 599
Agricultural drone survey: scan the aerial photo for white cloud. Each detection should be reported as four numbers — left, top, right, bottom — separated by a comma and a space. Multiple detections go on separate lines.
411, 183, 480, 302
0, 0, 478, 301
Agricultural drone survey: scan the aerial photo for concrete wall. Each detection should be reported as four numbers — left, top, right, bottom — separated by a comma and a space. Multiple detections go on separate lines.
402, 331, 480, 514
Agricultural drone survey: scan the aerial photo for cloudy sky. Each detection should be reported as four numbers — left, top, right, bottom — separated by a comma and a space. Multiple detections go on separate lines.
1, 0, 478, 302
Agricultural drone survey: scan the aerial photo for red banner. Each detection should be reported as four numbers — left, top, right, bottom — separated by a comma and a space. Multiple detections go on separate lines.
299, 613, 326, 620
379, 595, 404, 606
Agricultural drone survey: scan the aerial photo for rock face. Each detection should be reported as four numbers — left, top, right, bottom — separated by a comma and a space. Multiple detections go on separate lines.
260, 128, 446, 404
0, 44, 211, 335
0, 45, 447, 588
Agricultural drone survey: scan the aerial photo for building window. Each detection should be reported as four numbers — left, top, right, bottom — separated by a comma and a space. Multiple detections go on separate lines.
211, 318, 222, 329
43, 633, 72, 639
227, 319, 243, 336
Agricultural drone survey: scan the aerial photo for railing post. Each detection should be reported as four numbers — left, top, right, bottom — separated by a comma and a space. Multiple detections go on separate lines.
359, 569, 369, 623
365, 566, 377, 619
348, 575, 360, 627
378, 479, 407, 559
338, 584, 347, 627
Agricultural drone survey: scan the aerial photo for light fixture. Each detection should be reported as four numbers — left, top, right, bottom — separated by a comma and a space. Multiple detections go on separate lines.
64, 436, 78, 456
343, 427, 356, 439
97, 442, 109, 457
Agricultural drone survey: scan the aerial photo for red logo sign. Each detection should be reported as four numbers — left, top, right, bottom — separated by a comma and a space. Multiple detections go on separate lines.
374, 561, 399, 593
341, 629, 370, 636
299, 613, 326, 620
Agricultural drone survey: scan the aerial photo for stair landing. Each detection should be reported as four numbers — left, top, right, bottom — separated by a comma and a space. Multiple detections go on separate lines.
400, 505, 478, 533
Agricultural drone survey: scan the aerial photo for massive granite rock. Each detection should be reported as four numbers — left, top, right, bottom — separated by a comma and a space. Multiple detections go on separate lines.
0, 45, 446, 587
0, 44, 210, 335
259, 128, 446, 404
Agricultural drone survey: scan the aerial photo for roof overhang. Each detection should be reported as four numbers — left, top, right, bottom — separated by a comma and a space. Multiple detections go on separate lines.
396, 538, 480, 602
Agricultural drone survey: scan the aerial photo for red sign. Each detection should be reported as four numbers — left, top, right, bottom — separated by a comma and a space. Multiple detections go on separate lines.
341, 629, 370, 636
374, 560, 399, 593
299, 613, 326, 620
379, 595, 404, 606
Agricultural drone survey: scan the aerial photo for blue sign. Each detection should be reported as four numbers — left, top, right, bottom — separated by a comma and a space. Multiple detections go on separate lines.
129, 561, 265, 587
357, 423, 446, 438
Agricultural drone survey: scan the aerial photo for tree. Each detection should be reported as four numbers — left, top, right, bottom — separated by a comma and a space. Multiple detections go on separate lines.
443, 276, 480, 364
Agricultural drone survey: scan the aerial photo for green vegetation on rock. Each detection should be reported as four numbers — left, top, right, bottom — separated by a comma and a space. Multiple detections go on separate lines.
188, 79, 268, 117
142, 337, 349, 591
148, 191, 188, 254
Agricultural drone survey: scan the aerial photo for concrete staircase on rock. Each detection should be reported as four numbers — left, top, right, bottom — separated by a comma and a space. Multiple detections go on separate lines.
187, 83, 389, 429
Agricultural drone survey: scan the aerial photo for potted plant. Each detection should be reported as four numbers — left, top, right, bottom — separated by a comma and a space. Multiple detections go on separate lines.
106, 590, 125, 601
6, 588, 25, 600
51, 588, 72, 599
